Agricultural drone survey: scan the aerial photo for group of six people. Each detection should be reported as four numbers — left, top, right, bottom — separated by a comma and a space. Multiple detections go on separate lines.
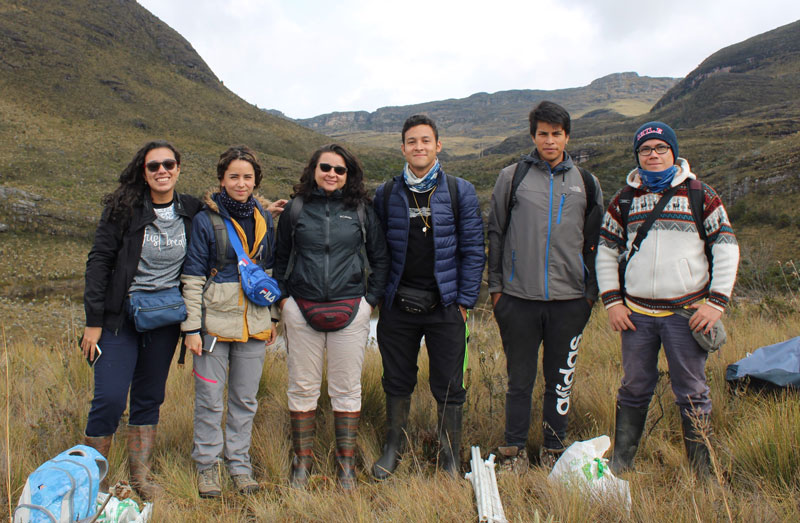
79, 101, 739, 499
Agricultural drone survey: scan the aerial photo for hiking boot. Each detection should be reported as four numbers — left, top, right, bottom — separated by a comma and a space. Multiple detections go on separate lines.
496, 446, 529, 474
334, 411, 360, 491
198, 465, 222, 498
231, 472, 259, 494
538, 446, 565, 470
127, 424, 162, 500
437, 403, 462, 477
681, 412, 712, 479
372, 395, 411, 480
84, 433, 113, 492
289, 410, 316, 489
609, 403, 649, 475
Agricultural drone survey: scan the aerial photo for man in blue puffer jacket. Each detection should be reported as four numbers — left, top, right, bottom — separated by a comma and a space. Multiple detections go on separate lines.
372, 114, 485, 479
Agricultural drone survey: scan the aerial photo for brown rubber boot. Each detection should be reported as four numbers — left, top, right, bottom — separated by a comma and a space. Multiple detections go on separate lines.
84, 434, 113, 492
289, 410, 316, 489
334, 411, 360, 491
127, 424, 162, 500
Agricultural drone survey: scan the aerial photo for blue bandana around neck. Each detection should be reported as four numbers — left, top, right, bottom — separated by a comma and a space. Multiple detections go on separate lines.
403, 160, 441, 193
638, 165, 677, 193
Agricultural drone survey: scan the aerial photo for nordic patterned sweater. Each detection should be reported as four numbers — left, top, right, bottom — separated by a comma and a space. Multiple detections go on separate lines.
596, 158, 740, 313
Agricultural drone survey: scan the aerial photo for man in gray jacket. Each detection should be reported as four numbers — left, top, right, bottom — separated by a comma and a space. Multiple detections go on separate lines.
488, 101, 603, 470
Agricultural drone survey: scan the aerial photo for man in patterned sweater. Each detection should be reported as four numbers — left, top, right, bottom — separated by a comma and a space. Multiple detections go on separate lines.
596, 121, 739, 476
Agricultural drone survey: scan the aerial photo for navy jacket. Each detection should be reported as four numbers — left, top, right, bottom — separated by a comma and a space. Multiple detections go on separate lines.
374, 172, 485, 309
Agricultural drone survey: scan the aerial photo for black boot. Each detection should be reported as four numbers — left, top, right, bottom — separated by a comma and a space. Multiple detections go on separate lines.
609, 404, 649, 474
372, 395, 411, 480
681, 412, 712, 478
437, 403, 462, 477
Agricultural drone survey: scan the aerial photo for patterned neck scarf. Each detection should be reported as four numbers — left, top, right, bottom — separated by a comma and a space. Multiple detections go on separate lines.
638, 165, 677, 193
403, 160, 441, 193
219, 188, 256, 219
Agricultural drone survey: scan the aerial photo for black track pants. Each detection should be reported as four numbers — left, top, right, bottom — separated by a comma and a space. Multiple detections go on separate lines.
493, 295, 592, 449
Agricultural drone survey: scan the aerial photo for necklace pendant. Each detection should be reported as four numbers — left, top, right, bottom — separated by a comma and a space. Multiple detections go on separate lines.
422, 226, 428, 234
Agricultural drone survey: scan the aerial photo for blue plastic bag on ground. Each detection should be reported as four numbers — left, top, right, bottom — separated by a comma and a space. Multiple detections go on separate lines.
726, 336, 800, 389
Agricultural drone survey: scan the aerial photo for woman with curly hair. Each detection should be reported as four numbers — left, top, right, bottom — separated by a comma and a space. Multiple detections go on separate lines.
81, 140, 203, 500
274, 144, 389, 490
181, 145, 278, 497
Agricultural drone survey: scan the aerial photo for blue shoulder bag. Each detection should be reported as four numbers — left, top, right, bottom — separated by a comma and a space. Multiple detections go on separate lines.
223, 218, 281, 307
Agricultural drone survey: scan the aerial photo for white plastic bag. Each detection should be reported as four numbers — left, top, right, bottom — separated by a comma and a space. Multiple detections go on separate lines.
547, 435, 631, 511
95, 493, 152, 523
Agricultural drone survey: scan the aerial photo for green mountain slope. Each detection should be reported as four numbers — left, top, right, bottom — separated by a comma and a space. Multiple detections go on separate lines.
0, 0, 384, 236
652, 20, 800, 127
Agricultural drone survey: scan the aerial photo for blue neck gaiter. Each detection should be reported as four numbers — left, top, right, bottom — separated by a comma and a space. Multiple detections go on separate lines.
404, 160, 441, 193
638, 165, 677, 193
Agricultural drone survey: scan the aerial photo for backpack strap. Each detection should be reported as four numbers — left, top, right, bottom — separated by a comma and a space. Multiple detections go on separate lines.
577, 167, 597, 217
446, 173, 459, 224
619, 180, 710, 261
502, 159, 531, 238
618, 185, 635, 246
687, 178, 713, 275
207, 211, 231, 274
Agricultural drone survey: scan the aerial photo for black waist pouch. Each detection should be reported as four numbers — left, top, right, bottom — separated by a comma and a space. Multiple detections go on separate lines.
395, 285, 439, 314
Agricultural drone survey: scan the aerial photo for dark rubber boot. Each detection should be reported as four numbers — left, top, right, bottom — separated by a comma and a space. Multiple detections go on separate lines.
609, 404, 649, 474
437, 403, 462, 477
334, 411, 360, 491
372, 395, 411, 480
84, 434, 112, 492
289, 410, 316, 489
127, 424, 162, 500
681, 412, 712, 478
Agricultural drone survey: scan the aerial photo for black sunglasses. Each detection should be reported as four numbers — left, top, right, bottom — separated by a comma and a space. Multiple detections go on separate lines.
145, 159, 178, 173
319, 163, 347, 175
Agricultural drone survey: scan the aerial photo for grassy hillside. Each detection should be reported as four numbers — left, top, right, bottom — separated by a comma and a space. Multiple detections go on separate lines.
0, 0, 400, 299
0, 0, 398, 229
2, 299, 799, 521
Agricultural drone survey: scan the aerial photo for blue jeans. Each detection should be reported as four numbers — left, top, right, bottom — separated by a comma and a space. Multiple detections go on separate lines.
85, 319, 179, 437
618, 311, 710, 417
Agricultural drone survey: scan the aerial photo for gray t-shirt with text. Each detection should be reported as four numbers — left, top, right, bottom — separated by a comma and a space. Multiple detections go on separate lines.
128, 204, 187, 293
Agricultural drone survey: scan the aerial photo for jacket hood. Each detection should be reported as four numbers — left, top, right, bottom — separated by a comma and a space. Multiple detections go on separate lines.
203, 189, 272, 216
521, 149, 574, 174
625, 157, 695, 189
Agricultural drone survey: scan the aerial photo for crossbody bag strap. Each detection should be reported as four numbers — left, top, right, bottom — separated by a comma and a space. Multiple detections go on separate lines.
625, 184, 681, 264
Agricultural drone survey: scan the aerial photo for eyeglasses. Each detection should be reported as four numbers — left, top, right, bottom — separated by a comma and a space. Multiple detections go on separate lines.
319, 163, 347, 175
145, 159, 178, 173
637, 144, 671, 157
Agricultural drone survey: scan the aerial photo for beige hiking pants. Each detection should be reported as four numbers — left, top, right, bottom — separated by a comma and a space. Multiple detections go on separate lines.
283, 297, 371, 412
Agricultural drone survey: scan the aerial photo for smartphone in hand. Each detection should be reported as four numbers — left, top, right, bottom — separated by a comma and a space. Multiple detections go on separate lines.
78, 335, 103, 367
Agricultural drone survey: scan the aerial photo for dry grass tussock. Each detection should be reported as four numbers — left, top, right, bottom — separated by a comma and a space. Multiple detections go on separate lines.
1, 302, 799, 521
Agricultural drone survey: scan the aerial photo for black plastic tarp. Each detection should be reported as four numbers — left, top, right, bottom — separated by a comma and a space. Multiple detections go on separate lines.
726, 336, 800, 389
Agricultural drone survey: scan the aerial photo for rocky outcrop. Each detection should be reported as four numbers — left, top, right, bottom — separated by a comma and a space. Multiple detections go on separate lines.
0, 185, 94, 236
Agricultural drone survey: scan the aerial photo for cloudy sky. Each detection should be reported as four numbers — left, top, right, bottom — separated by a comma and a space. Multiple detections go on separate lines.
138, 1, 800, 119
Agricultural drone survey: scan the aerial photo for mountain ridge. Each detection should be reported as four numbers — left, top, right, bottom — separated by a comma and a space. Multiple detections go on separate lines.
297, 72, 678, 138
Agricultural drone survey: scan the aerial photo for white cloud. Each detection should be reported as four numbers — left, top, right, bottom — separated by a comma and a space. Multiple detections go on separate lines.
138, 0, 800, 118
